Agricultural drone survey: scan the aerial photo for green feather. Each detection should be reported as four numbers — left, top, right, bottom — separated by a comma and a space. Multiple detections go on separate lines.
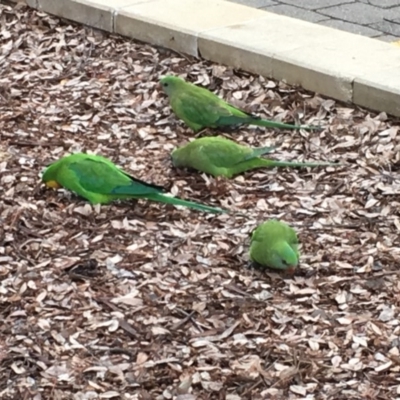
160, 75, 322, 132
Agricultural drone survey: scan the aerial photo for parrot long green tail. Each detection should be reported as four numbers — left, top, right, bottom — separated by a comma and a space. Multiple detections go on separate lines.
250, 118, 322, 132
230, 158, 340, 176
146, 193, 227, 214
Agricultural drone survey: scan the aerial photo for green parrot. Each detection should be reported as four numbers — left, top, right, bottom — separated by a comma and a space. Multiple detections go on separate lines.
42, 153, 227, 214
249, 220, 299, 274
159, 75, 322, 132
171, 136, 340, 178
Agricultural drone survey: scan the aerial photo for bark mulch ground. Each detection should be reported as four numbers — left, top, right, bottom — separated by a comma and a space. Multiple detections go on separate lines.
1, 2, 400, 399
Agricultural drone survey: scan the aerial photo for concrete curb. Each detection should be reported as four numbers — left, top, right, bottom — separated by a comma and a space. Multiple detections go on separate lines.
13, 0, 400, 117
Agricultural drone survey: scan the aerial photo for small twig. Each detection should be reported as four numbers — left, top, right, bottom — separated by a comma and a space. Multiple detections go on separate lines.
96, 297, 121, 313
373, 270, 400, 277
325, 181, 345, 196
9, 208, 24, 229
224, 284, 255, 298
241, 378, 264, 397
118, 319, 139, 340
175, 308, 205, 333
107, 347, 136, 358
96, 297, 139, 339
170, 310, 196, 331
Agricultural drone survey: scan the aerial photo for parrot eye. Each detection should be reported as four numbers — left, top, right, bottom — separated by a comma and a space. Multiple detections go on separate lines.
163, 83, 168, 87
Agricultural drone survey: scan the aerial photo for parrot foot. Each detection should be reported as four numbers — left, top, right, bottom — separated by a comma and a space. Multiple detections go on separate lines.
249, 261, 264, 271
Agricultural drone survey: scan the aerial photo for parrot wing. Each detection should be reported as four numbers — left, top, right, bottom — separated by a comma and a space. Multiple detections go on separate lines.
67, 157, 165, 196
171, 89, 233, 127
194, 139, 255, 168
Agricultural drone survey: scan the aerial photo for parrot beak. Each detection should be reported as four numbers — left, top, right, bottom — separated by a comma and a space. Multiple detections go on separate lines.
45, 180, 61, 189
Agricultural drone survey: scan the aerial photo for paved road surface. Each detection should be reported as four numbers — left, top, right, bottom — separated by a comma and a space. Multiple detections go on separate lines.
228, 0, 400, 41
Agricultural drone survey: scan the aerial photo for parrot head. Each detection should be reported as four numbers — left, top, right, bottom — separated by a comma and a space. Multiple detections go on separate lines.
159, 75, 185, 97
268, 241, 299, 271
170, 146, 186, 167
42, 160, 62, 189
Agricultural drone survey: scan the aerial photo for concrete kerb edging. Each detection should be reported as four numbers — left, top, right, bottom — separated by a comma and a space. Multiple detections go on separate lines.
12, 0, 400, 118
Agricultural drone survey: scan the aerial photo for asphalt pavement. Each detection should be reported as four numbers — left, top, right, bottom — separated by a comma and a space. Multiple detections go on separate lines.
228, 0, 400, 41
